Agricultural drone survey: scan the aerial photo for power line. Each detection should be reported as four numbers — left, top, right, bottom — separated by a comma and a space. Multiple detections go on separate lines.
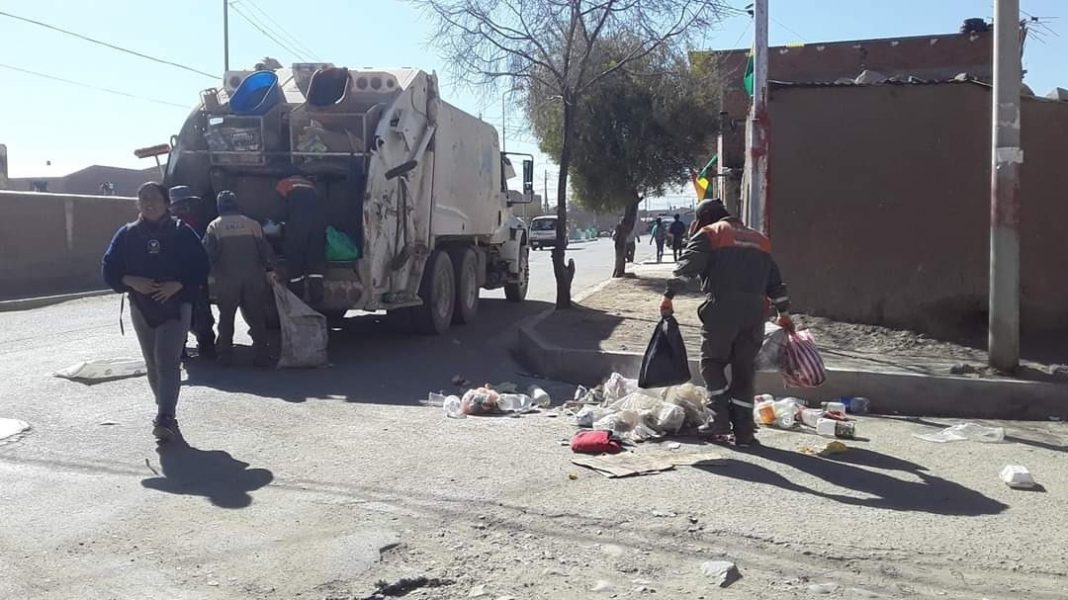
0, 9, 217, 79
0, 62, 190, 108
229, 1, 308, 61
240, 0, 322, 61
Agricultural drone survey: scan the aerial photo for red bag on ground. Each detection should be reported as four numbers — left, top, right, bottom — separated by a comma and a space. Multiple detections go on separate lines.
781, 330, 827, 388
571, 430, 623, 454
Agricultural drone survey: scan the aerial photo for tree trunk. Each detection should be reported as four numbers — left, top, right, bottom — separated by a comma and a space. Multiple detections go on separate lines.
612, 197, 641, 278
552, 99, 576, 309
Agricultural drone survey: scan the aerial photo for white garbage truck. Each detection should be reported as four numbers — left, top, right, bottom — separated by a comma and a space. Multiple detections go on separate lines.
162, 64, 533, 334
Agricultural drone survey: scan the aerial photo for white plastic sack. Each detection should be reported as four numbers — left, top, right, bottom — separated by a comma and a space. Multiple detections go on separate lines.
913, 422, 1005, 443
54, 358, 146, 381
603, 372, 639, 403
272, 282, 329, 368
664, 383, 710, 428
655, 404, 686, 434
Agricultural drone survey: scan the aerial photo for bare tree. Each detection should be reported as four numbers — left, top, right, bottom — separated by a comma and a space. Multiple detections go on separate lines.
412, 0, 730, 308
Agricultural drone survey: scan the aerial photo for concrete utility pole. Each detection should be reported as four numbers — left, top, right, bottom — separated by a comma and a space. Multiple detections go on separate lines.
989, 0, 1022, 371
743, 0, 769, 233
223, 0, 230, 72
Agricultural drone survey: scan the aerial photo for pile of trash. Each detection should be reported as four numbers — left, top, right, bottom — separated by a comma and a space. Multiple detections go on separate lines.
423, 382, 551, 418
753, 395, 869, 440
564, 373, 711, 443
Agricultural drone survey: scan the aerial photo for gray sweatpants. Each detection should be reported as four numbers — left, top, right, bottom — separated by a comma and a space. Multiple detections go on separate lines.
131, 302, 192, 421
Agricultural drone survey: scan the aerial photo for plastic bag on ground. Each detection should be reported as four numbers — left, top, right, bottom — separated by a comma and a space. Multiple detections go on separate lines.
655, 404, 686, 434
443, 395, 464, 418
603, 373, 639, 403
607, 392, 664, 413
272, 282, 329, 368
54, 358, 146, 381
914, 422, 1005, 443
498, 393, 536, 413
576, 405, 611, 428
638, 316, 691, 389
664, 383, 710, 428
461, 387, 500, 415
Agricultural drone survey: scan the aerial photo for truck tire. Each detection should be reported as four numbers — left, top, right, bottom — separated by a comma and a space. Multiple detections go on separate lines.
413, 250, 455, 334
450, 246, 480, 324
505, 244, 529, 303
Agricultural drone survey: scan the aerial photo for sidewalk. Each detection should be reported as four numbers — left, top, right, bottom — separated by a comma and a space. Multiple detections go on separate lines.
517, 263, 1068, 420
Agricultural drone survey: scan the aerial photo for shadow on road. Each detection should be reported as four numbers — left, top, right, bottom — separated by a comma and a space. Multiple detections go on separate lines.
699, 446, 1007, 516
184, 298, 556, 405
141, 441, 274, 509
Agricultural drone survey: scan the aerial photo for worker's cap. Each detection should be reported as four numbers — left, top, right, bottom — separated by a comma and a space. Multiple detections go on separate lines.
275, 176, 315, 197
168, 185, 199, 205
695, 198, 730, 223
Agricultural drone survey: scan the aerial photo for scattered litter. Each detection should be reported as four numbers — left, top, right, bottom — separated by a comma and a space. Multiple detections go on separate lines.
571, 450, 724, 478
1049, 416, 1063, 422
498, 393, 537, 413
360, 576, 454, 599
468, 584, 488, 597
1000, 465, 1037, 489
54, 358, 146, 381
0, 418, 31, 442
950, 363, 980, 376
651, 510, 677, 518
800, 440, 848, 457
841, 397, 871, 415
528, 385, 551, 408
443, 395, 465, 419
571, 430, 623, 454
914, 422, 1005, 443
422, 392, 446, 406
800, 408, 823, 427
495, 381, 518, 394
817, 418, 856, 439
461, 387, 500, 415
823, 401, 846, 413
98, 420, 118, 426
568, 473, 578, 480
452, 375, 471, 387
664, 441, 682, 450
808, 582, 839, 594
700, 560, 741, 588
604, 372, 639, 403
574, 374, 712, 443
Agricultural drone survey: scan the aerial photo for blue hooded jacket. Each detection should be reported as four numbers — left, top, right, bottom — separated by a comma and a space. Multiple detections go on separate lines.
101, 216, 210, 306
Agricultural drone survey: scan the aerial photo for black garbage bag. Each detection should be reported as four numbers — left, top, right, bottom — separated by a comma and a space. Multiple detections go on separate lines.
638, 316, 691, 389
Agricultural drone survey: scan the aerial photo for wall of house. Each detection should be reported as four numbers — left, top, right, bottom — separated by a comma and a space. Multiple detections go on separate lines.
0, 191, 138, 299
767, 82, 1068, 336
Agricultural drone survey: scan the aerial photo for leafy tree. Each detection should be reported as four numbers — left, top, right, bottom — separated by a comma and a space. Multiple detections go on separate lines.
412, 0, 729, 308
528, 40, 720, 276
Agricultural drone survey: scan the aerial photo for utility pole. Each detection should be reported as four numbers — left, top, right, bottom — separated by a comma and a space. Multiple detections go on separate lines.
544, 169, 549, 213
989, 0, 1022, 371
223, 0, 230, 72
743, 0, 769, 233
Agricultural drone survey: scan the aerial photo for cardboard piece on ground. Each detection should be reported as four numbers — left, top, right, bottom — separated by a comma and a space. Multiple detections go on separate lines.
571, 450, 725, 478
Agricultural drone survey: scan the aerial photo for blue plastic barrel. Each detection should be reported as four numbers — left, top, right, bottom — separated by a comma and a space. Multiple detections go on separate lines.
230, 71, 284, 116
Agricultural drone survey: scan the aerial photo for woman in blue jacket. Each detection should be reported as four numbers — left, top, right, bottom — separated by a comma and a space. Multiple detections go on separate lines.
102, 182, 210, 442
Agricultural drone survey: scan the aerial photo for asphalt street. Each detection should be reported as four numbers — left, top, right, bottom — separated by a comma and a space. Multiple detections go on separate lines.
2, 237, 1066, 599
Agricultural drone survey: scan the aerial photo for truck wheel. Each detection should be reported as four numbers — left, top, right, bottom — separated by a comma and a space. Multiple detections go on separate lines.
413, 250, 455, 334
505, 245, 529, 303
450, 247, 480, 324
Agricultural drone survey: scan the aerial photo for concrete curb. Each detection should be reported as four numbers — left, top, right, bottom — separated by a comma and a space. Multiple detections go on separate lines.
516, 309, 1068, 421
0, 289, 112, 312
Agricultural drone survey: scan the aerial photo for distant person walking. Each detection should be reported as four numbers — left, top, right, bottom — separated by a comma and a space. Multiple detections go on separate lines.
102, 182, 210, 442
202, 190, 275, 367
668, 213, 688, 261
649, 217, 667, 263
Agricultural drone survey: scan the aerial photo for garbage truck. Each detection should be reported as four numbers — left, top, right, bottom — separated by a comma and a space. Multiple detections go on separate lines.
160, 64, 534, 334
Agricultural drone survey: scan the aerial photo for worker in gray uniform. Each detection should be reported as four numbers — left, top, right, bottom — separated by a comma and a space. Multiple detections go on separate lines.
660, 199, 793, 448
202, 190, 275, 367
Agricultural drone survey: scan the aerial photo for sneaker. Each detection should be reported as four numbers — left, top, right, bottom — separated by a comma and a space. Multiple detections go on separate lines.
152, 417, 181, 443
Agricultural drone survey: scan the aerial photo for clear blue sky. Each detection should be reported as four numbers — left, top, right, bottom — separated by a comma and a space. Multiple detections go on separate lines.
1, 1, 1064, 208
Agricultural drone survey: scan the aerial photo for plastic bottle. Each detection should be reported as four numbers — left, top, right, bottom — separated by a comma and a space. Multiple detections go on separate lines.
800, 408, 824, 428
528, 385, 551, 408
772, 399, 798, 428
754, 395, 776, 425
844, 397, 871, 415
498, 393, 534, 413
443, 395, 465, 418
816, 418, 838, 437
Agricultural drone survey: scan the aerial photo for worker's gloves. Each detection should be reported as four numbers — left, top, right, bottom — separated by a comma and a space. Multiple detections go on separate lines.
777, 313, 796, 333
659, 296, 674, 318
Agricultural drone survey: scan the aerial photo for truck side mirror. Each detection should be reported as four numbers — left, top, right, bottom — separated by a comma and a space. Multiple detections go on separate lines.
522, 159, 534, 200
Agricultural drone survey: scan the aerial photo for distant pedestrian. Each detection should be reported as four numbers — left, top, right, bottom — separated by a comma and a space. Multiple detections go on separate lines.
202, 190, 275, 367
668, 213, 687, 261
169, 185, 216, 359
649, 217, 667, 263
102, 182, 210, 443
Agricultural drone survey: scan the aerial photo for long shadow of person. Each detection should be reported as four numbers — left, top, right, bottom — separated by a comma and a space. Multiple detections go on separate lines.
141, 440, 273, 509
702, 446, 1007, 517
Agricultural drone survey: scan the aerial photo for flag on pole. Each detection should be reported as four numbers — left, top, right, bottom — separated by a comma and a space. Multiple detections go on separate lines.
691, 154, 718, 200
743, 50, 755, 97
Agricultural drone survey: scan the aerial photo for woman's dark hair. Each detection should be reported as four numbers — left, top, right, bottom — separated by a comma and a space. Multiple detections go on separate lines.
137, 181, 170, 204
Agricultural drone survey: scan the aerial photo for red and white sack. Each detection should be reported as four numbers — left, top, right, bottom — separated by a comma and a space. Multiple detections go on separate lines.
780, 330, 827, 388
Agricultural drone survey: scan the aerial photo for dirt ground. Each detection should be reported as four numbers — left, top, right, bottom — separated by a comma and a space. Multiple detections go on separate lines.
538, 267, 1060, 379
